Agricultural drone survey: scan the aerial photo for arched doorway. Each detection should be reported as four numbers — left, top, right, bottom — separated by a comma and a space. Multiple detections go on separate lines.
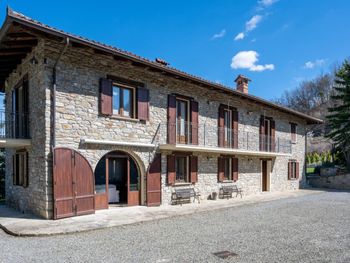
94, 151, 141, 209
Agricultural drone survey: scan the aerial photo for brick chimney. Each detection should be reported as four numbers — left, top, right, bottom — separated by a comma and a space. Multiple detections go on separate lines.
235, 74, 251, 94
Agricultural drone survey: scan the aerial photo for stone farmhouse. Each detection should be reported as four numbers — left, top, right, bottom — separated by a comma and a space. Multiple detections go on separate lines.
0, 9, 322, 219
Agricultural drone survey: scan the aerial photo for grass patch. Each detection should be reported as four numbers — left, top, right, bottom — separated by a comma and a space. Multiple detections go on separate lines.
307, 167, 316, 174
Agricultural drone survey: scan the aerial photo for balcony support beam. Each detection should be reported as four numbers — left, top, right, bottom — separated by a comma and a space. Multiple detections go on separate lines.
159, 144, 291, 157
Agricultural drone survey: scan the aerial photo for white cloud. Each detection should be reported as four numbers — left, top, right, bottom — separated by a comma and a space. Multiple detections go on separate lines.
304, 59, 325, 69
231, 51, 274, 72
211, 29, 226, 40
234, 32, 245, 41
259, 0, 279, 7
245, 15, 263, 31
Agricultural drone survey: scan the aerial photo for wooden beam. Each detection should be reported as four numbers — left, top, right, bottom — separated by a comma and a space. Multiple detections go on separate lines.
1, 39, 38, 48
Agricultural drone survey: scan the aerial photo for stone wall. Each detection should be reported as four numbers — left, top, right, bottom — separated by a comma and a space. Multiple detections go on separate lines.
5, 37, 307, 218
4, 39, 50, 218
308, 174, 350, 190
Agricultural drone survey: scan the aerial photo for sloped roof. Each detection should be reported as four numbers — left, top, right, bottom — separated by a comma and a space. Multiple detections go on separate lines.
0, 8, 323, 124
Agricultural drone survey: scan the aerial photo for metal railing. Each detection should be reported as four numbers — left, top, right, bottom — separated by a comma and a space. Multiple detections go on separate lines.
156, 121, 292, 154
0, 110, 30, 139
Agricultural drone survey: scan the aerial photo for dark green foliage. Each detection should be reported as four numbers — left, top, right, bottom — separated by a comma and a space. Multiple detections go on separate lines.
326, 60, 350, 171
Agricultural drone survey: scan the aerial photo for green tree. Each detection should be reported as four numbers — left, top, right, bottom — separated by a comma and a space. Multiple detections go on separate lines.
326, 60, 350, 171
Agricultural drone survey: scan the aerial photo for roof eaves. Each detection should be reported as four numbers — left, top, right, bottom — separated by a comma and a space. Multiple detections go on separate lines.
4, 8, 323, 125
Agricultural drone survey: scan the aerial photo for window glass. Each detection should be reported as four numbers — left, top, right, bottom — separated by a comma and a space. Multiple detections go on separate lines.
224, 110, 232, 145
123, 88, 131, 117
113, 86, 120, 115
176, 156, 187, 182
223, 157, 231, 180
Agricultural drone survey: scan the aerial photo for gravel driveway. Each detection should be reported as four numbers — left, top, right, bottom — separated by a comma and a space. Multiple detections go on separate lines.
1, 190, 349, 263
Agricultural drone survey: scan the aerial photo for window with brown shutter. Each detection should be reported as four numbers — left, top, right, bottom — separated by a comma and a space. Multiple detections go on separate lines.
218, 156, 238, 182
190, 155, 198, 183
100, 78, 113, 115
13, 150, 28, 187
167, 95, 177, 144
288, 160, 299, 180
167, 155, 176, 185
190, 100, 199, 145
218, 105, 238, 148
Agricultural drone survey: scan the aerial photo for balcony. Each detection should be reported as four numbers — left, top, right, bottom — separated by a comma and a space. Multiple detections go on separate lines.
156, 121, 292, 157
0, 110, 31, 148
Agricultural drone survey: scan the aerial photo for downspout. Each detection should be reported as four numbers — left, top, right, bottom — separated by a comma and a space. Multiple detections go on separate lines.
51, 37, 69, 150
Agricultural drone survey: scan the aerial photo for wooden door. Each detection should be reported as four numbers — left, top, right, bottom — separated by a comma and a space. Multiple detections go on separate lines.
94, 158, 109, 210
262, 160, 268, 192
53, 148, 95, 219
53, 148, 74, 219
128, 156, 140, 206
147, 154, 161, 206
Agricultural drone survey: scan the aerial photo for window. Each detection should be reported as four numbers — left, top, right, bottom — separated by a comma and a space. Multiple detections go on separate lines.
13, 150, 28, 187
223, 157, 232, 181
288, 161, 298, 180
176, 98, 189, 144
290, 123, 297, 143
224, 109, 232, 147
112, 84, 135, 118
12, 77, 29, 138
175, 156, 189, 183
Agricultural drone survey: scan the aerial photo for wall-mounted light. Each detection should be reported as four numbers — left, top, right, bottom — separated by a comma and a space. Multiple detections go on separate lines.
247, 110, 253, 116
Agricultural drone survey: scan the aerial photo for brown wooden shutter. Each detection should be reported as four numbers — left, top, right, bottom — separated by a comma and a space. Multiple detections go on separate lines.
232, 157, 238, 182
288, 161, 292, 180
190, 155, 198, 183
270, 119, 276, 152
147, 154, 161, 206
218, 156, 224, 182
218, 105, 225, 147
167, 154, 176, 185
190, 100, 199, 145
167, 95, 176, 144
259, 115, 265, 151
137, 87, 149, 121
232, 110, 239, 149
296, 161, 300, 179
100, 78, 113, 115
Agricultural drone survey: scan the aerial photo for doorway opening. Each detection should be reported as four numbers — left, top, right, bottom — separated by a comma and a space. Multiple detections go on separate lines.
261, 160, 271, 192
94, 151, 141, 210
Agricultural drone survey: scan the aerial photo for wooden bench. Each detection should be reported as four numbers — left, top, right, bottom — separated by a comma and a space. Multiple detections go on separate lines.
220, 185, 243, 199
172, 188, 201, 205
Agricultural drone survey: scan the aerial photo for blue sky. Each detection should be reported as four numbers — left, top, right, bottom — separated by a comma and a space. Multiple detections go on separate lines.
0, 0, 349, 100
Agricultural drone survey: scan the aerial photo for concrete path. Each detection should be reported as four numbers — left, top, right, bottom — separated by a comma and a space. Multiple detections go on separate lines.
0, 189, 323, 236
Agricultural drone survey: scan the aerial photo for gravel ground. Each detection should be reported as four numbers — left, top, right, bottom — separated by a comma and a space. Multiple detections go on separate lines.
1, 191, 350, 263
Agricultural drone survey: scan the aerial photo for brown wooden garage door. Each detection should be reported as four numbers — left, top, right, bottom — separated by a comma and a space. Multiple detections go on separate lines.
53, 148, 95, 219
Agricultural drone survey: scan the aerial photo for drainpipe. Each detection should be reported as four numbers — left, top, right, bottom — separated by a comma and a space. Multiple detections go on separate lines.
51, 37, 69, 150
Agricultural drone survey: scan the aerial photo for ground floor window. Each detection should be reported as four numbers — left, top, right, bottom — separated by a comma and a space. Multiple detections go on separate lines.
13, 150, 28, 187
223, 157, 232, 181
288, 161, 299, 180
175, 156, 189, 183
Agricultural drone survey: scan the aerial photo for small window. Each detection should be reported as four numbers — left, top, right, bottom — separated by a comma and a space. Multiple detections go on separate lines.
289, 161, 298, 180
223, 157, 232, 180
290, 123, 297, 143
13, 150, 28, 187
175, 156, 189, 183
112, 84, 135, 118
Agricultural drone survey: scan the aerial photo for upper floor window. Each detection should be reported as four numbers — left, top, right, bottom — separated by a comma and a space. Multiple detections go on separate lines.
112, 84, 135, 118
290, 123, 297, 143
13, 150, 28, 187
11, 76, 29, 138
176, 98, 190, 144
224, 109, 232, 147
